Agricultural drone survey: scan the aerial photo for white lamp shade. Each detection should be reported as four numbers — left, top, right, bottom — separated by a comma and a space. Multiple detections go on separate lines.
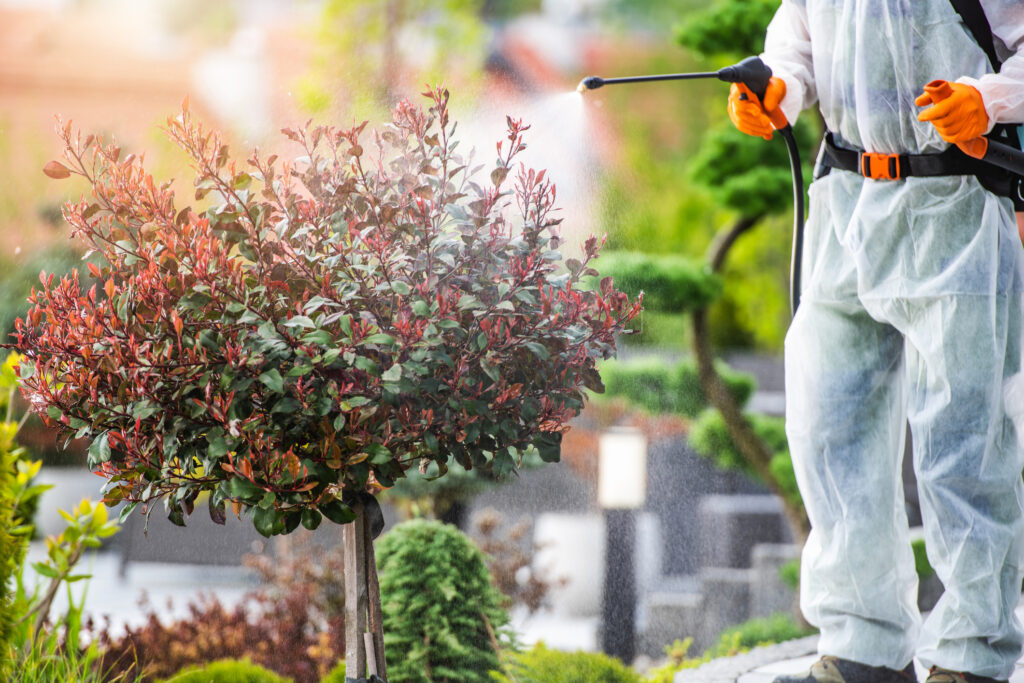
598, 427, 647, 509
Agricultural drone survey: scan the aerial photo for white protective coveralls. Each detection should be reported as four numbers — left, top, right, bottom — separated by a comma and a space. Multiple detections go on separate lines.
762, 1, 1024, 678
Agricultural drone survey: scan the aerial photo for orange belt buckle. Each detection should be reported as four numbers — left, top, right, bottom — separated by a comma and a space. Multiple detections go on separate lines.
860, 152, 901, 180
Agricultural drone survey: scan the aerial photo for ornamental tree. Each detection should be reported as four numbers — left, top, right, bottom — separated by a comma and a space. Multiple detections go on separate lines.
17, 87, 639, 537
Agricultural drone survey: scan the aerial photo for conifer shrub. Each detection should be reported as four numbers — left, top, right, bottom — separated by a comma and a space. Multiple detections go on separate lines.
375, 519, 511, 682
161, 658, 293, 683
491, 643, 641, 683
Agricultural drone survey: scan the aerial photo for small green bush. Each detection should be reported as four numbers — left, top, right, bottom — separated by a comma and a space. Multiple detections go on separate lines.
711, 613, 814, 655
600, 357, 755, 418
492, 643, 641, 683
376, 519, 513, 683
161, 658, 293, 683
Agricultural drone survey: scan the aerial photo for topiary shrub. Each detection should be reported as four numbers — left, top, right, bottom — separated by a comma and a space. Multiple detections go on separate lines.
375, 519, 512, 682
491, 642, 641, 683
161, 658, 293, 682
599, 356, 754, 419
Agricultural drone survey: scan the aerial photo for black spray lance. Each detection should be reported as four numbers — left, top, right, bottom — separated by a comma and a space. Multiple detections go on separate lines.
578, 56, 806, 315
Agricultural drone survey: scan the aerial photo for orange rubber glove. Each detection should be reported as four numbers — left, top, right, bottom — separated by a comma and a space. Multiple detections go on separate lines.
915, 82, 989, 143
728, 77, 787, 141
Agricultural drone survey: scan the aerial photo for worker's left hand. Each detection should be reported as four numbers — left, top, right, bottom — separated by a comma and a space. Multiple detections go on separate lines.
916, 82, 989, 143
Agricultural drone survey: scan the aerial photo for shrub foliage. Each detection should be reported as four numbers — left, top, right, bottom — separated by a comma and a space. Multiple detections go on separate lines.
16, 88, 639, 535
375, 519, 511, 682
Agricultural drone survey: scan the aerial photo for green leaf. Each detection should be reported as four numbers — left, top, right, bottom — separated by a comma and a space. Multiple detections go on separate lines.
480, 358, 500, 383
457, 294, 483, 310
391, 280, 411, 295
535, 432, 562, 463
253, 505, 282, 537
301, 508, 322, 531
411, 300, 430, 316
96, 432, 112, 463
118, 501, 139, 524
364, 333, 397, 346
286, 363, 313, 377
132, 400, 160, 420
228, 476, 261, 500
319, 499, 356, 525
259, 368, 284, 394
271, 397, 300, 414
284, 315, 316, 329
31, 563, 60, 579
366, 443, 392, 465
524, 341, 550, 360
207, 435, 229, 458
167, 504, 185, 527
302, 329, 333, 345
382, 364, 402, 382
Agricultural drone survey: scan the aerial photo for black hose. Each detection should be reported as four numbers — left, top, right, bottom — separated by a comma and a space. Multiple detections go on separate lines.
778, 125, 804, 316
578, 56, 807, 317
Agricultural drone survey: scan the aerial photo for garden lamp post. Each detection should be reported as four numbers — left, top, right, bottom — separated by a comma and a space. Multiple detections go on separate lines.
598, 426, 648, 664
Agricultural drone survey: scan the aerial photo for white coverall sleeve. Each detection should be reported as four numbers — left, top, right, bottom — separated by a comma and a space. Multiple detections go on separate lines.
959, 3, 1024, 127
759, 1, 816, 126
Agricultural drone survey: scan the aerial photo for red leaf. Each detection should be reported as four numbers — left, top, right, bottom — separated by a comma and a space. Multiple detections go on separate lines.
43, 160, 71, 179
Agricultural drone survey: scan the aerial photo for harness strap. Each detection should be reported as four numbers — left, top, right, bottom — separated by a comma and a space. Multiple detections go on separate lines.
819, 132, 990, 180
948, 0, 1001, 72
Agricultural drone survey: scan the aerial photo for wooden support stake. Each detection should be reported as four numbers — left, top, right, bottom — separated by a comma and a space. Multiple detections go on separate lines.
345, 502, 368, 680
365, 512, 388, 680
364, 632, 378, 677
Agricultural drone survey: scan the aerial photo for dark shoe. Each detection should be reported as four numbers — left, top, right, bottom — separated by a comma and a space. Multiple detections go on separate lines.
772, 656, 916, 683
925, 667, 1007, 683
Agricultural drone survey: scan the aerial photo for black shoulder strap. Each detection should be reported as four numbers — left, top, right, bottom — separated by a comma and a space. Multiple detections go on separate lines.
948, 0, 1002, 71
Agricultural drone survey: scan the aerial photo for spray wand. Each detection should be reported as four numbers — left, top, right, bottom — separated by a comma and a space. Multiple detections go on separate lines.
578, 56, 806, 314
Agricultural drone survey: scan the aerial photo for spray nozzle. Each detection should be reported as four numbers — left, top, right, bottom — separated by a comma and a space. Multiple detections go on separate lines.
577, 76, 605, 93
573, 56, 775, 101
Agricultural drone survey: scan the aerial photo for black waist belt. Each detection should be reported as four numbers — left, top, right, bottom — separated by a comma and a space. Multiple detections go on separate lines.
820, 132, 986, 181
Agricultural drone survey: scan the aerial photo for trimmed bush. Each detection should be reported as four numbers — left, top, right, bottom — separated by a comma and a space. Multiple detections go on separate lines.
161, 658, 293, 683
375, 519, 512, 682
592, 251, 721, 316
600, 357, 755, 419
491, 643, 641, 683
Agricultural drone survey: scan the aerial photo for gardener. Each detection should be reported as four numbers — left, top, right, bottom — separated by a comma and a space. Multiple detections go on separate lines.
728, 3, 1024, 683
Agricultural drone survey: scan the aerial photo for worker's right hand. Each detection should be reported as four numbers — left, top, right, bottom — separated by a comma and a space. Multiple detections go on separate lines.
728, 77, 786, 140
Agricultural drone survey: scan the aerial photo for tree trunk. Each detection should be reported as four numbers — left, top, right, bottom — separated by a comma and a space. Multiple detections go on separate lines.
691, 215, 810, 546
345, 502, 388, 681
